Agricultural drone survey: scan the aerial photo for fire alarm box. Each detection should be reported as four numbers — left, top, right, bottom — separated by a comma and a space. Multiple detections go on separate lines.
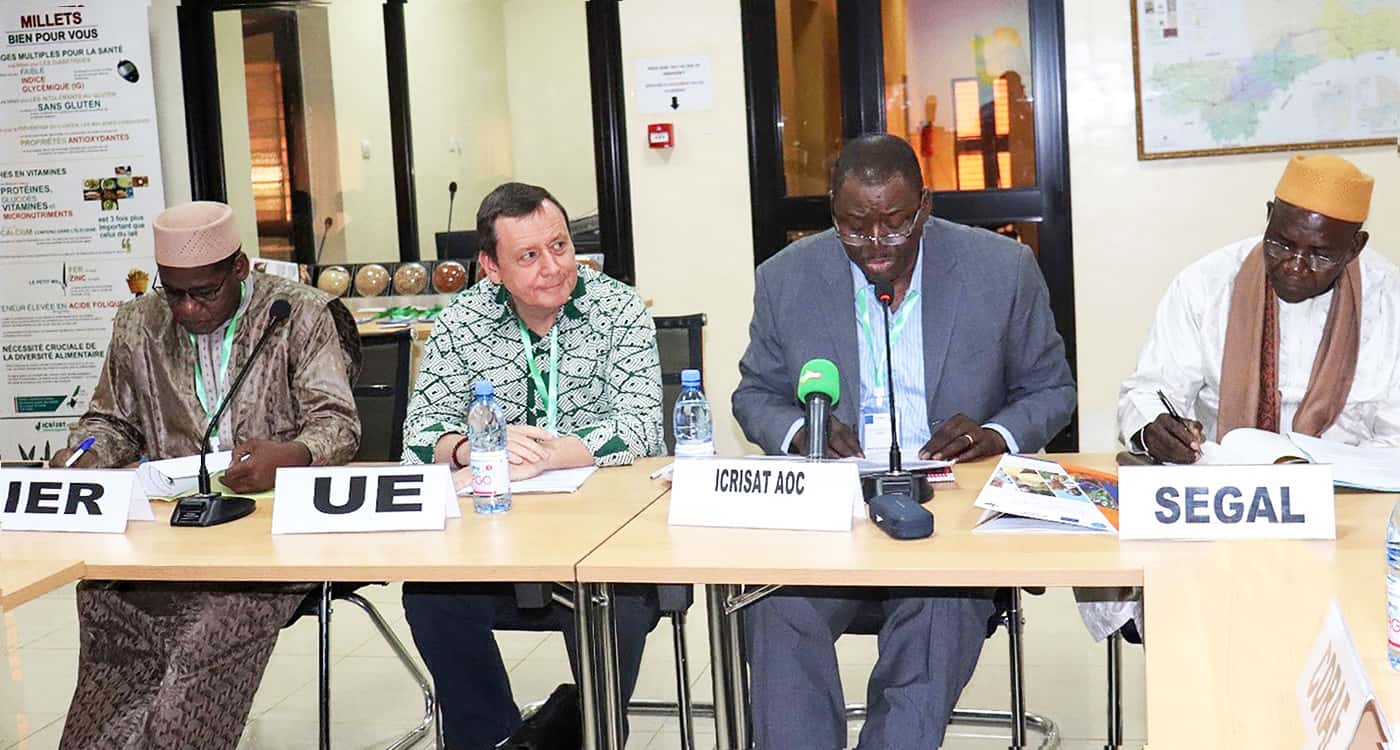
648, 123, 674, 149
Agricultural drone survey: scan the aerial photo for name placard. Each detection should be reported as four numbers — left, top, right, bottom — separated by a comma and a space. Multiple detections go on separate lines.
271, 465, 453, 535
1118, 464, 1334, 541
0, 468, 144, 533
1297, 601, 1392, 749
668, 457, 860, 532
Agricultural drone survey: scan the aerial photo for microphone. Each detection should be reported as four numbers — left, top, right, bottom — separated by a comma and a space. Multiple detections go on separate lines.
446, 181, 458, 233
315, 216, 333, 264
172, 299, 293, 527
863, 280, 933, 540
796, 358, 840, 460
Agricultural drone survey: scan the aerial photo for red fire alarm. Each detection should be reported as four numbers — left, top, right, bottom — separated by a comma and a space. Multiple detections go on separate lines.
647, 123, 674, 149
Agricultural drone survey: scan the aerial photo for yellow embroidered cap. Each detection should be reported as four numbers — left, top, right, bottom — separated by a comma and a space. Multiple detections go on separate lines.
1274, 153, 1373, 224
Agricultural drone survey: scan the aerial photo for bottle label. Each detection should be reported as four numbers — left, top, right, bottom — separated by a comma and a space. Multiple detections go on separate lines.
675, 441, 715, 458
470, 449, 510, 496
1388, 571, 1400, 654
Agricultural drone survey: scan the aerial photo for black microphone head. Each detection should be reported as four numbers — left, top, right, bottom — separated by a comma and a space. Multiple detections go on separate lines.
269, 299, 291, 321
873, 281, 895, 305
323, 216, 334, 229
448, 181, 458, 195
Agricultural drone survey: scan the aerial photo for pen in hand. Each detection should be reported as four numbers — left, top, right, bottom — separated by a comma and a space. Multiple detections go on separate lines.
64, 436, 95, 467
1155, 389, 1203, 457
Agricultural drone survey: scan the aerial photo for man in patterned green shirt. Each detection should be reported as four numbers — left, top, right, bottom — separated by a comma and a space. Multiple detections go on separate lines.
401, 182, 664, 749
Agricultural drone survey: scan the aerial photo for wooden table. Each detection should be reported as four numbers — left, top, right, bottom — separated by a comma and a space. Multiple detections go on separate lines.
0, 458, 670, 583
0, 559, 84, 611
577, 454, 1400, 749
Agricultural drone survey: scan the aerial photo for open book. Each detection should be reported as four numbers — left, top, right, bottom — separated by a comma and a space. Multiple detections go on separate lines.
972, 454, 1119, 534
1199, 429, 1400, 491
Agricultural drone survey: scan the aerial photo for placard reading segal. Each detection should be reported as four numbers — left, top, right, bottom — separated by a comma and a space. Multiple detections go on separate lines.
271, 465, 453, 534
1118, 463, 1335, 541
668, 458, 860, 532
0, 468, 147, 533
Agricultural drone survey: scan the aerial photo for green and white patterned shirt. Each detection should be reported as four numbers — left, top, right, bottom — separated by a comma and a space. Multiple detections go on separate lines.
402, 265, 665, 466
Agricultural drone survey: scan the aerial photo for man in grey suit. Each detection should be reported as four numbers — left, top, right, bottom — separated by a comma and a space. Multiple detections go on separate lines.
732, 134, 1075, 748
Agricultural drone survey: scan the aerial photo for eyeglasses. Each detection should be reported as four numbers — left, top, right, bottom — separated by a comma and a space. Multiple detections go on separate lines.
831, 191, 929, 247
1261, 237, 1344, 272
153, 266, 234, 306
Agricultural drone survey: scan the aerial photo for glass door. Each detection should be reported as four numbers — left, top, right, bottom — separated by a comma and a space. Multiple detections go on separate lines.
742, 0, 1077, 450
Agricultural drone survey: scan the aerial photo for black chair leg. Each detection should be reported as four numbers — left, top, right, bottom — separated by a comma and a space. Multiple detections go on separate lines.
1105, 631, 1123, 750
670, 610, 695, 750
1006, 588, 1026, 749
319, 582, 332, 750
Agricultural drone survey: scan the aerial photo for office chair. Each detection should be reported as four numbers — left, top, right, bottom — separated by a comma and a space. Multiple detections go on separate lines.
353, 329, 413, 462
284, 583, 439, 750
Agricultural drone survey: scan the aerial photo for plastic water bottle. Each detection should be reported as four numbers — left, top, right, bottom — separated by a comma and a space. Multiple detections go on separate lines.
672, 369, 715, 458
1388, 500, 1400, 669
467, 380, 512, 514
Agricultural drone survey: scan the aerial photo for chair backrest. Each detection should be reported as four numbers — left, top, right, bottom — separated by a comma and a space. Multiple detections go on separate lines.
353, 329, 412, 461
653, 313, 707, 455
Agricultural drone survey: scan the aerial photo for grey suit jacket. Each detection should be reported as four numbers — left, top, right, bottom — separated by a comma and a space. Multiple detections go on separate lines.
732, 217, 1076, 455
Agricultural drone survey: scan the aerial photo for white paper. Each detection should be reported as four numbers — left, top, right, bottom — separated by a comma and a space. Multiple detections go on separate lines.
509, 466, 597, 494
136, 452, 233, 497
1197, 428, 1308, 466
1288, 432, 1400, 492
850, 451, 954, 480
972, 508, 1111, 535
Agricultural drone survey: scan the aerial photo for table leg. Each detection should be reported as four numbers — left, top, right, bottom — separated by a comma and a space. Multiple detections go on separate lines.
574, 584, 599, 750
706, 584, 735, 748
578, 582, 626, 749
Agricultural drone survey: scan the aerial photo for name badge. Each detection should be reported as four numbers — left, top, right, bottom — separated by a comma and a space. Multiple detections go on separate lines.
1118, 464, 1334, 541
271, 465, 454, 535
0, 468, 150, 533
1297, 601, 1392, 749
668, 457, 860, 532
861, 407, 893, 457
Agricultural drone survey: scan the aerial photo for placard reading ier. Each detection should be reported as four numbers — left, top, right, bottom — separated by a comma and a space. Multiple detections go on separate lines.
1118, 464, 1334, 541
271, 465, 453, 535
0, 468, 145, 533
668, 458, 860, 532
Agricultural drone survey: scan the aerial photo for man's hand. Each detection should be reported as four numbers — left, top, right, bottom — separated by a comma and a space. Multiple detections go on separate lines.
49, 448, 97, 468
919, 414, 1008, 461
790, 418, 864, 458
506, 425, 555, 466
1140, 413, 1204, 464
222, 439, 312, 493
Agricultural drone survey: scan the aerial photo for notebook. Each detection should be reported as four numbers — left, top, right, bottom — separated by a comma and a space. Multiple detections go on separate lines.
1198, 429, 1400, 491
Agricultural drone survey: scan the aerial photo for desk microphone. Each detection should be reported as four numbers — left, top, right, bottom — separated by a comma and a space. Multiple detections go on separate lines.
446, 181, 458, 233
797, 358, 839, 460
862, 280, 933, 540
172, 299, 292, 527
315, 216, 334, 264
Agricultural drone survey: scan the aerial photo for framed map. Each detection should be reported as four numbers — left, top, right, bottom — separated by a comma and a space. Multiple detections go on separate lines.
1131, 0, 1400, 160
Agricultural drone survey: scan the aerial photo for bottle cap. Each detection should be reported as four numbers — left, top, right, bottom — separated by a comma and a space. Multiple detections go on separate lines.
473, 380, 494, 397
681, 369, 701, 387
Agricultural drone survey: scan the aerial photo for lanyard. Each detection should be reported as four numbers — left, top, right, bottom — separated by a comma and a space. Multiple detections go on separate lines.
856, 286, 920, 393
189, 281, 246, 437
516, 318, 559, 433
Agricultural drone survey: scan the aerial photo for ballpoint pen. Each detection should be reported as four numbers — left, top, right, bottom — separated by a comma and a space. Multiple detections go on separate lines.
65, 436, 95, 467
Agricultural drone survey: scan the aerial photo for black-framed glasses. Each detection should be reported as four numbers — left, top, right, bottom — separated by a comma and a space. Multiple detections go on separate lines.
153, 266, 235, 306
830, 190, 930, 247
1261, 237, 1344, 272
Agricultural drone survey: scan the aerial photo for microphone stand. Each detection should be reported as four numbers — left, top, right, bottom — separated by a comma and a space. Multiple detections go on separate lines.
861, 285, 932, 505
172, 304, 290, 527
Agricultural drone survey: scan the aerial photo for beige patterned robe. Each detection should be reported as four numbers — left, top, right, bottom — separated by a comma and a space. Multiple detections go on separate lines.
58, 271, 361, 750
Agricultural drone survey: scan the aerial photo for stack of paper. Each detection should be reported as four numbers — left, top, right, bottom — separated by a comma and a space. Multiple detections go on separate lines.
972, 454, 1119, 534
136, 452, 233, 498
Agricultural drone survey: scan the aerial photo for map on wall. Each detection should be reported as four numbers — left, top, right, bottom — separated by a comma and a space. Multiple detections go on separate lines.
1132, 0, 1400, 159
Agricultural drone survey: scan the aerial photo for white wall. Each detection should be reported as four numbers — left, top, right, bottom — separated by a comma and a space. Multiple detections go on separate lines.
503, 0, 598, 217
148, 0, 190, 206
621, 0, 757, 455
406, 0, 515, 260
212, 11, 260, 257
1065, 0, 1400, 450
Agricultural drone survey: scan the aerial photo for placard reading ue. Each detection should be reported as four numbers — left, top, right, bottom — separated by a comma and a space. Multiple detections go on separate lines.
272, 465, 453, 535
